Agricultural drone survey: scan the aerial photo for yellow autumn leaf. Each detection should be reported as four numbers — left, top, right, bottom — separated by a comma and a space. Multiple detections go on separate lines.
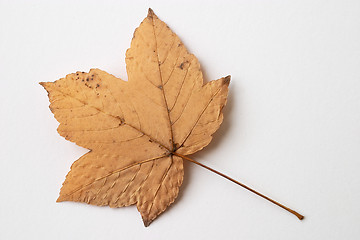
41, 9, 229, 226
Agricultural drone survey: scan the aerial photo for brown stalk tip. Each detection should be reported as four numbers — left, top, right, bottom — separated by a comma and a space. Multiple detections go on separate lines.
296, 213, 305, 220
289, 209, 304, 220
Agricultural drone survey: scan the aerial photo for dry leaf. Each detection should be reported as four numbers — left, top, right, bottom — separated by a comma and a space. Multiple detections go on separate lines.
41, 9, 229, 226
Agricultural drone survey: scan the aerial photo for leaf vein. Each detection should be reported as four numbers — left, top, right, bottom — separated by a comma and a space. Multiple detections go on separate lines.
177, 85, 224, 149
65, 155, 170, 197
148, 155, 173, 214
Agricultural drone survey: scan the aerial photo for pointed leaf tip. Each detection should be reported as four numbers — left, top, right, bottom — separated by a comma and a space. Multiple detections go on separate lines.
223, 75, 231, 85
56, 194, 67, 203
143, 219, 152, 227
148, 8, 155, 17
39, 82, 51, 91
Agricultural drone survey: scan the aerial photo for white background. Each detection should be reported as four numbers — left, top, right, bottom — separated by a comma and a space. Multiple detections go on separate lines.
1, 0, 360, 239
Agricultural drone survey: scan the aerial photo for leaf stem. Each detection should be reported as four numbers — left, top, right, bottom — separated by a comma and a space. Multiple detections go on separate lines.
174, 153, 304, 220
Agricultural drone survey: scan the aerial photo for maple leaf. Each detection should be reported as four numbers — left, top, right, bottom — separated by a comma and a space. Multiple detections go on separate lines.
40, 9, 230, 226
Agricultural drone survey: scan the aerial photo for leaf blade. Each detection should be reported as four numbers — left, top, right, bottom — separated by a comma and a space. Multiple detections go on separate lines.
41, 9, 229, 226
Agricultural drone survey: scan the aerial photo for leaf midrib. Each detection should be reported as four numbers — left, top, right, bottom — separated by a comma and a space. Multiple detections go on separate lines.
150, 14, 175, 151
